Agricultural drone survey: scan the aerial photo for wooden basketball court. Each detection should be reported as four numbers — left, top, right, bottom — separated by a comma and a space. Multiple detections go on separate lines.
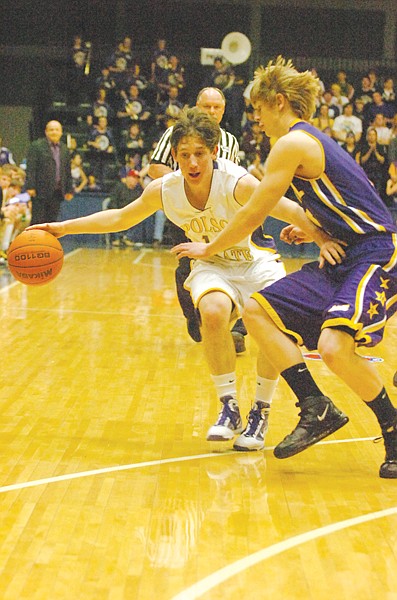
0, 246, 396, 599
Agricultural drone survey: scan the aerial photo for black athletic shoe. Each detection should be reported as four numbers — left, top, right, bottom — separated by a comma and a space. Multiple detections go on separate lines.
273, 395, 349, 459
393, 371, 397, 388
379, 417, 397, 479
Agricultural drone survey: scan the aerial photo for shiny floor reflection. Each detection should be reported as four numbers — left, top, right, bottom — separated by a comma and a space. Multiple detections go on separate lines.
0, 248, 396, 600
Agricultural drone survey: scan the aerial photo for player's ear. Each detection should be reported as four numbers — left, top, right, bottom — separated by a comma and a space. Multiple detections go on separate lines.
171, 148, 177, 161
275, 93, 286, 111
211, 144, 219, 159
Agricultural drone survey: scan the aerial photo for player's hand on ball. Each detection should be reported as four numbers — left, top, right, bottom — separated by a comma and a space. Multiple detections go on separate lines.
171, 241, 210, 259
26, 222, 66, 238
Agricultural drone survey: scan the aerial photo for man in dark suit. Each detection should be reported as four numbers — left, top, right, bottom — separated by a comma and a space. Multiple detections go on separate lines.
26, 120, 74, 224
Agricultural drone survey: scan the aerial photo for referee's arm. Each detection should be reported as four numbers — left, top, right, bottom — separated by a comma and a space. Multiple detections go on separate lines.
148, 163, 173, 179
148, 126, 175, 180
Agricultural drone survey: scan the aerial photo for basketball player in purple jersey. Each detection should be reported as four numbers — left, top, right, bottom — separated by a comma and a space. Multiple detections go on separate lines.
172, 57, 397, 479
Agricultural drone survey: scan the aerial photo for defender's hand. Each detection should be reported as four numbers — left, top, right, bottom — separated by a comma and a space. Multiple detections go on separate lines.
280, 224, 312, 245
318, 239, 347, 268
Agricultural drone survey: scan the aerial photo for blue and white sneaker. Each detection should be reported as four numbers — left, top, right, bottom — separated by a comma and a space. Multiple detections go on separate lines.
206, 395, 243, 441
233, 401, 270, 451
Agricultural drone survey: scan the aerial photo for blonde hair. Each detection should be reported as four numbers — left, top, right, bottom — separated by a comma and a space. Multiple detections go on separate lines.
250, 56, 321, 121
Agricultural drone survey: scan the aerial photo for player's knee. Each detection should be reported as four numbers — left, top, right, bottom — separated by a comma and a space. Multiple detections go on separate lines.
200, 307, 226, 330
199, 297, 230, 331
318, 328, 349, 368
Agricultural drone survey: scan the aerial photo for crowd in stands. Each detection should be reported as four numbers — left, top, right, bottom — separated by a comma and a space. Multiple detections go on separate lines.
60, 34, 190, 196
0, 162, 31, 264
1, 35, 397, 261
309, 69, 397, 206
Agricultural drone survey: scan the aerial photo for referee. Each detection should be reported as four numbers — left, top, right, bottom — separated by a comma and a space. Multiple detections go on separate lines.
148, 87, 247, 350
149, 87, 240, 177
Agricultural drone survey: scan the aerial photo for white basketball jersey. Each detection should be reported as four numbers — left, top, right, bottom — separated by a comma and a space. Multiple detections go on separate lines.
161, 158, 279, 263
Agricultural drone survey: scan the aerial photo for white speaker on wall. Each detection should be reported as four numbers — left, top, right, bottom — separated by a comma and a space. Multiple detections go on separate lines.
200, 48, 224, 66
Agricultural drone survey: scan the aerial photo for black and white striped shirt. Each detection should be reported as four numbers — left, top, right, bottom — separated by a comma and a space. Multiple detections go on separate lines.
150, 125, 240, 170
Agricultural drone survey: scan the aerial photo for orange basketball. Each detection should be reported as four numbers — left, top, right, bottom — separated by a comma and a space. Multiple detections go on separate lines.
7, 229, 64, 286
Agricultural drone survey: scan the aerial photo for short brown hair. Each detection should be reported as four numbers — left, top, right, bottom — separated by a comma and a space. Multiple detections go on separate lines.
170, 107, 220, 152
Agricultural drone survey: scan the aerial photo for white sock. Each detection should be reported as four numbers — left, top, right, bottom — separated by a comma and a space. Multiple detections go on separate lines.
211, 372, 237, 400
255, 376, 278, 406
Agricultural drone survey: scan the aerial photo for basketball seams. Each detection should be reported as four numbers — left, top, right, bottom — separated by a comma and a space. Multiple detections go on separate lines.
8, 248, 63, 259
7, 251, 64, 268
7, 230, 64, 285
8, 243, 63, 251
8, 256, 64, 270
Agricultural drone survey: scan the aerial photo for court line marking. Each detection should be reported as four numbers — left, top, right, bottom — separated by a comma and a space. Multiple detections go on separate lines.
0, 436, 376, 495
170, 505, 397, 600
114, 249, 176, 269
4, 306, 184, 319
0, 451, 234, 494
0, 279, 19, 294
132, 248, 152, 264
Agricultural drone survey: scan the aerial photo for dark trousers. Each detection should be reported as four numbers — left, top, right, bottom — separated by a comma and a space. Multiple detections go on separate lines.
175, 257, 197, 320
31, 189, 63, 224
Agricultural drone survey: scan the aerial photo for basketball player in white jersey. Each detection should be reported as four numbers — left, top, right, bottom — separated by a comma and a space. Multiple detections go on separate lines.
149, 87, 245, 350
27, 108, 325, 450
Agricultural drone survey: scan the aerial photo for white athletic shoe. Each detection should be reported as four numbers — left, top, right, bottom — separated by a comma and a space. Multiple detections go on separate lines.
233, 401, 270, 451
206, 396, 242, 441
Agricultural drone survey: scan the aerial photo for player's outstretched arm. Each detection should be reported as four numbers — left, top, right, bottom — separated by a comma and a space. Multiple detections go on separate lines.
27, 179, 162, 238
